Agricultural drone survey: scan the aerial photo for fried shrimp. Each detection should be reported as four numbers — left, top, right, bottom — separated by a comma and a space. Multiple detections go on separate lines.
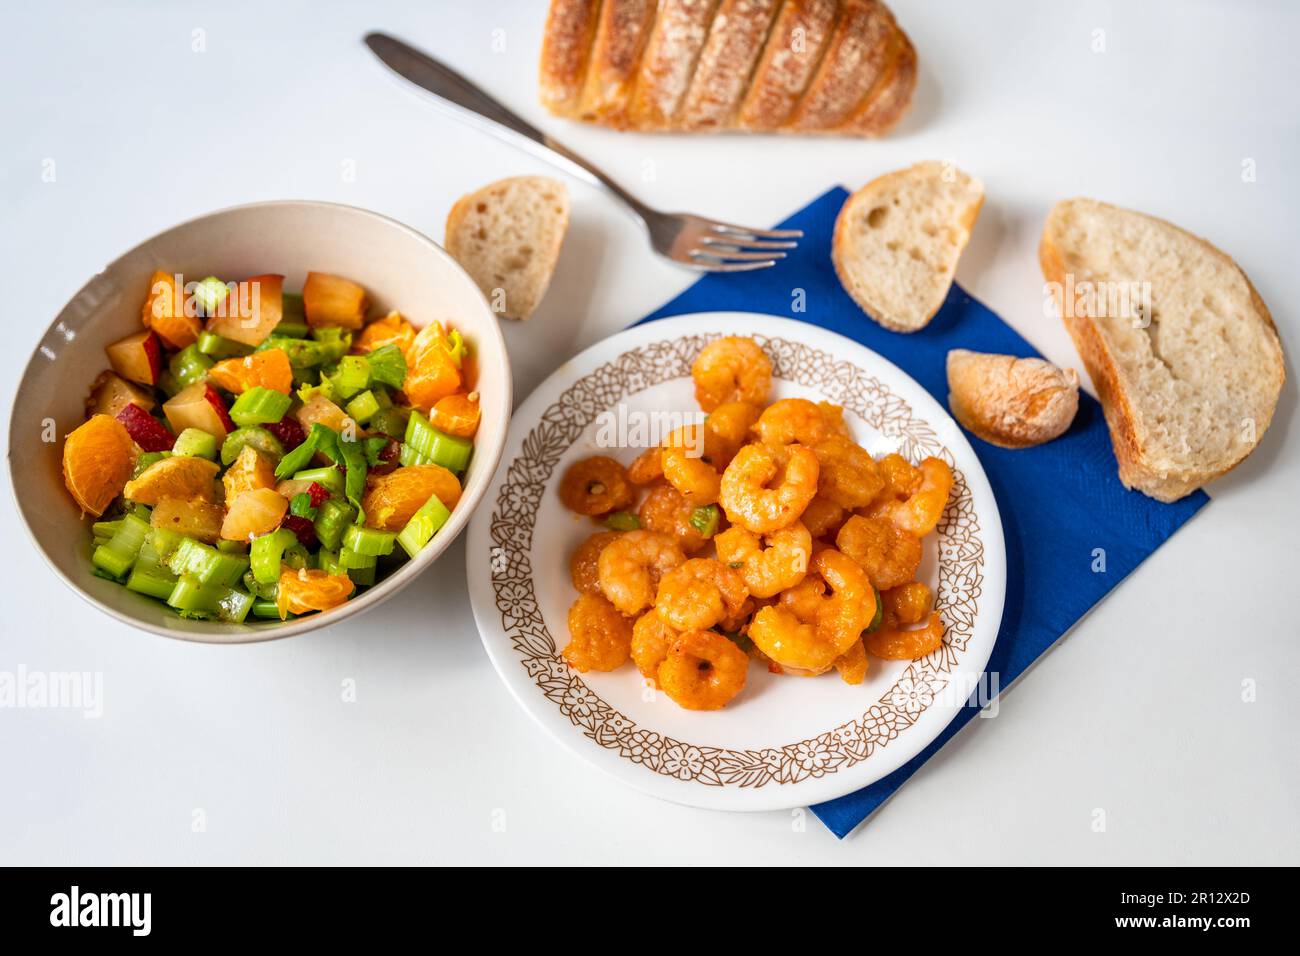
718, 442, 819, 534
569, 530, 622, 594
692, 336, 772, 411
661, 446, 721, 506
597, 530, 686, 615
559, 456, 634, 516
631, 610, 678, 685
637, 482, 707, 552
800, 496, 847, 540
753, 398, 849, 447
564, 593, 633, 672
703, 401, 760, 469
627, 446, 663, 485
833, 638, 869, 685
657, 630, 749, 710
865, 611, 945, 660
835, 514, 922, 590
877, 456, 953, 536
714, 521, 811, 598
752, 550, 876, 676
813, 435, 884, 509
655, 558, 749, 631
882, 581, 932, 626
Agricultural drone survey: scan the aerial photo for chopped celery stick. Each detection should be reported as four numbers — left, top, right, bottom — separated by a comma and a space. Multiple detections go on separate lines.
396, 493, 452, 558
251, 599, 282, 619
603, 511, 640, 532
864, 586, 884, 634
192, 276, 231, 316
274, 423, 336, 478
167, 575, 253, 623
220, 426, 284, 466
398, 443, 432, 467
364, 344, 406, 389
274, 320, 310, 339
149, 527, 186, 562
126, 540, 178, 600
338, 439, 368, 512
347, 565, 376, 586
405, 411, 472, 473
293, 466, 343, 496
250, 528, 297, 585
216, 539, 247, 554
92, 519, 123, 538
169, 344, 213, 389
166, 538, 249, 587
361, 435, 390, 467
317, 549, 342, 576
172, 427, 218, 460
282, 543, 311, 571
368, 407, 408, 440
229, 387, 292, 427
196, 329, 252, 359
329, 355, 370, 401
132, 451, 171, 479
688, 504, 719, 538
288, 492, 317, 519
344, 389, 380, 424
281, 291, 305, 320
337, 547, 376, 570
342, 523, 396, 557
92, 511, 152, 579
242, 570, 277, 600
313, 499, 356, 551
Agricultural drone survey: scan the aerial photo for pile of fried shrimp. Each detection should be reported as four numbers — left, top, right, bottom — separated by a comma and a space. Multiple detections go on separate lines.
557, 336, 953, 712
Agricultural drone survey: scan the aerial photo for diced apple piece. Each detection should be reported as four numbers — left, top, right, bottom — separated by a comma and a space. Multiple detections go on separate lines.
85, 370, 155, 418
141, 270, 201, 348
150, 496, 224, 544
163, 382, 234, 440
204, 274, 284, 346
105, 329, 162, 386
221, 488, 288, 542
115, 403, 175, 452
303, 272, 368, 329
296, 393, 355, 435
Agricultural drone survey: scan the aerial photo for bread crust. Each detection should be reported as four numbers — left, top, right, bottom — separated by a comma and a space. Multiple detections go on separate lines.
946, 350, 1079, 449
539, 0, 604, 117
735, 0, 839, 130
1039, 198, 1285, 501
538, 0, 918, 135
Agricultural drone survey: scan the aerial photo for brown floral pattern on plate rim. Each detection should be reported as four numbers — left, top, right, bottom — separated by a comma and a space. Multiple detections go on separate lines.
488, 334, 984, 788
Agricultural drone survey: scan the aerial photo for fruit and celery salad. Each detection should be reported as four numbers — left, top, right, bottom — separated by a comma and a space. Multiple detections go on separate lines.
61, 269, 479, 623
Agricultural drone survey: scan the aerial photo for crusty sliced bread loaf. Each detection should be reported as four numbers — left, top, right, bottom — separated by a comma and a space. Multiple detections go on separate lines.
445, 177, 570, 321
947, 349, 1079, 448
832, 161, 984, 332
1040, 199, 1285, 501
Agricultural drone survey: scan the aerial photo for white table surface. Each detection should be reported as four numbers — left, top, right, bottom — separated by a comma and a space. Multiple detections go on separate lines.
2, 0, 1296, 865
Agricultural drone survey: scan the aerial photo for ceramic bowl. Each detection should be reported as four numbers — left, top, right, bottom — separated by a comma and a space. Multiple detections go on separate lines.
7, 201, 511, 643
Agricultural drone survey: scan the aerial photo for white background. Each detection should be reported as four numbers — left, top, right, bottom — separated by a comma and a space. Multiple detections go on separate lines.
2, 0, 1296, 864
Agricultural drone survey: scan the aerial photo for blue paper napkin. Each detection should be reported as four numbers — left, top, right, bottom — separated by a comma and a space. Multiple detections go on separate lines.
639, 187, 1208, 838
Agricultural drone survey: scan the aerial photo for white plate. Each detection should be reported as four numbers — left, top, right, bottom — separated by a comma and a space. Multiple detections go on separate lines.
466, 314, 1005, 811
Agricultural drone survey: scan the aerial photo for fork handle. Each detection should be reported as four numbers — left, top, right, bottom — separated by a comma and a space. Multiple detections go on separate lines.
365, 33, 650, 219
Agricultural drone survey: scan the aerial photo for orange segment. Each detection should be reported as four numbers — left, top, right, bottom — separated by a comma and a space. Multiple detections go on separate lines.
402, 346, 461, 413
361, 464, 461, 530
207, 348, 293, 394
220, 488, 288, 542
222, 446, 277, 501
62, 415, 135, 516
141, 270, 201, 348
353, 311, 415, 355
430, 392, 481, 438
123, 455, 220, 505
276, 566, 355, 619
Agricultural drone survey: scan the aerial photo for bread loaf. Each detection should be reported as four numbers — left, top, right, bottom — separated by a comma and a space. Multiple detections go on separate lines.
1040, 199, 1285, 501
946, 350, 1079, 448
539, 0, 916, 135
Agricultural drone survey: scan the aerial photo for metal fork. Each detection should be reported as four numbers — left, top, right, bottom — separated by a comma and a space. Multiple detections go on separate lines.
364, 32, 800, 272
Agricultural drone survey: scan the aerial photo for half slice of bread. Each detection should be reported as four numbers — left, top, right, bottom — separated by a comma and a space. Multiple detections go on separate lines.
832, 160, 984, 332
1040, 199, 1285, 501
445, 176, 570, 321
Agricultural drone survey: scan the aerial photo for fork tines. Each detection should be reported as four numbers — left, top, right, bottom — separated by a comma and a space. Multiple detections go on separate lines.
688, 224, 802, 272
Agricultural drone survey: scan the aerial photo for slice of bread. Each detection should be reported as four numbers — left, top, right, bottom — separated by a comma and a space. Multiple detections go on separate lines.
947, 349, 1079, 448
627, 0, 721, 130
736, 0, 839, 131
539, 0, 603, 117
576, 0, 658, 127
677, 0, 782, 131
832, 160, 984, 332
1040, 199, 1285, 501
445, 176, 570, 321
784, 0, 894, 132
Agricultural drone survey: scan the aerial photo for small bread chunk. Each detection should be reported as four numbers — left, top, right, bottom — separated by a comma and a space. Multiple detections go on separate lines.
832, 161, 984, 332
947, 350, 1079, 449
445, 176, 570, 321
1040, 198, 1285, 501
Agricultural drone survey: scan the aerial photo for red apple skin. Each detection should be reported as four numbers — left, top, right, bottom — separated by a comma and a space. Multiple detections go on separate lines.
164, 382, 232, 440
105, 330, 162, 386
204, 274, 284, 346
85, 370, 156, 418
115, 403, 175, 452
